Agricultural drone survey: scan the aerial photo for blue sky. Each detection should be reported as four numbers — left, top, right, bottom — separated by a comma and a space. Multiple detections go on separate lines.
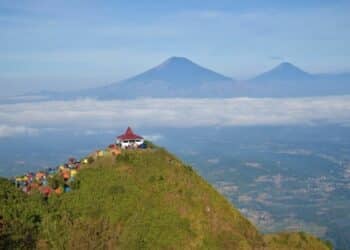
1, 0, 349, 95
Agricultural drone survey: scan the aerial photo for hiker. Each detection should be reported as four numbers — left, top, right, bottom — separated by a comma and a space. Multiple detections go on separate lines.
42, 176, 48, 186
62, 170, 70, 182
64, 184, 71, 193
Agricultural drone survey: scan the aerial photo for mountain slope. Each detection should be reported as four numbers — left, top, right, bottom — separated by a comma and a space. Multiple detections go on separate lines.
0, 177, 44, 249
264, 232, 332, 250
0, 146, 331, 249
93, 57, 237, 99
247, 62, 350, 97
124, 56, 232, 86
252, 62, 312, 83
35, 57, 239, 100
45, 148, 265, 249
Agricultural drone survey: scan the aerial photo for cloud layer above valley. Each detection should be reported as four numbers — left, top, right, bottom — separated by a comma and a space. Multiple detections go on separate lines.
1, 96, 350, 137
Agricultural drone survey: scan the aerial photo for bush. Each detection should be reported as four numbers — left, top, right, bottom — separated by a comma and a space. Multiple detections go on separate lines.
0, 178, 44, 249
70, 179, 81, 190
48, 175, 64, 189
116, 153, 130, 163
87, 156, 95, 164
109, 185, 125, 195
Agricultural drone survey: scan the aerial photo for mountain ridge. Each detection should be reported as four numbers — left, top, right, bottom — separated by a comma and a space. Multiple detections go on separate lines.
9, 57, 350, 102
0, 144, 332, 249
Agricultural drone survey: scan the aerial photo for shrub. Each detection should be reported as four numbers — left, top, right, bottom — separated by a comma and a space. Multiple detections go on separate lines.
87, 156, 95, 164
48, 175, 64, 190
109, 185, 125, 195
148, 176, 156, 183
70, 179, 81, 190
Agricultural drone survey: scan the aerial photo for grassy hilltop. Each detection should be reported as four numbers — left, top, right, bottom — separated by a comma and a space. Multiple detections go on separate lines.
0, 146, 332, 249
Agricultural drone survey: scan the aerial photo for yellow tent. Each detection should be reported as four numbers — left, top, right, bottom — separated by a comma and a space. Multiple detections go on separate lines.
71, 169, 78, 177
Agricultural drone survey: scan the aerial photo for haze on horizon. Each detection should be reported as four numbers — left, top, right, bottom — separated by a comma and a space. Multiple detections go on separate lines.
1, 0, 350, 96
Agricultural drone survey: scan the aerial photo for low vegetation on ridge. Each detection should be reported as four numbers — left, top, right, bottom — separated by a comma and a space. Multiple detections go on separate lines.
0, 145, 332, 249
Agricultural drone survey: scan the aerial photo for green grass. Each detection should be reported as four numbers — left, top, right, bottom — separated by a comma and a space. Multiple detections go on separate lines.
263, 232, 332, 250
0, 147, 332, 250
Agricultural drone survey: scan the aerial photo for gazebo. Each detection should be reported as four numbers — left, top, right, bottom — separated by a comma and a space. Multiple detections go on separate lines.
116, 127, 144, 149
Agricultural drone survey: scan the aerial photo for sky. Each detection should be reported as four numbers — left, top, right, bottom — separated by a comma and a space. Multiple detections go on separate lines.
1, 0, 350, 95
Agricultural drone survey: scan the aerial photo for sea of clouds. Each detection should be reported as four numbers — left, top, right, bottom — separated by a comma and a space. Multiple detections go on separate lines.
1, 96, 350, 137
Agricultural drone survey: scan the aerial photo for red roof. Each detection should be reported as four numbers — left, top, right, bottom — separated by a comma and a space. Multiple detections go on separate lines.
117, 127, 143, 140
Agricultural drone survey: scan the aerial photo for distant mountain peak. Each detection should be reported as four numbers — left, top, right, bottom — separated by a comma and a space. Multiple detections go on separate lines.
124, 56, 233, 86
165, 56, 192, 63
275, 62, 307, 73
155, 56, 198, 70
276, 62, 296, 69
252, 62, 311, 82
278, 61, 295, 67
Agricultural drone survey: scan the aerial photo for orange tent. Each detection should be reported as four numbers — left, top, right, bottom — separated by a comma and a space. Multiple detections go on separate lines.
30, 183, 39, 190
36, 172, 45, 180
110, 148, 121, 156
55, 187, 63, 195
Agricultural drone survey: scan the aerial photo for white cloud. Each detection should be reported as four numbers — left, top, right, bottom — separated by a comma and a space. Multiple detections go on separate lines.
207, 158, 220, 164
0, 124, 38, 137
143, 134, 164, 142
0, 96, 350, 136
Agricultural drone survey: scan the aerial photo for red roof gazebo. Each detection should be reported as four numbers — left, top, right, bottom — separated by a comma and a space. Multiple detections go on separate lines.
117, 127, 144, 141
